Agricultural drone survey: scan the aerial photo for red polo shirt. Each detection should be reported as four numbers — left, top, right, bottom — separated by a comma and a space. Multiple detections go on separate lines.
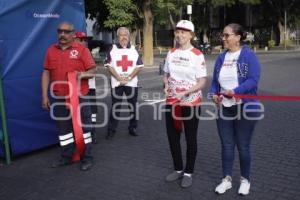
44, 42, 95, 96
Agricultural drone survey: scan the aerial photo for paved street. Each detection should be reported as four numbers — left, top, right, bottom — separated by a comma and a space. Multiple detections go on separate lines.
1, 51, 300, 200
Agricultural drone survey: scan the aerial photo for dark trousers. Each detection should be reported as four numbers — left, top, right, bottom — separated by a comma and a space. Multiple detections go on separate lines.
53, 97, 93, 161
87, 89, 97, 134
165, 105, 201, 174
216, 104, 259, 180
108, 86, 138, 131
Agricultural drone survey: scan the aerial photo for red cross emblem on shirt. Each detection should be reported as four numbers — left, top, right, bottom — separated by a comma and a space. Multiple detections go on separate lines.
116, 55, 133, 72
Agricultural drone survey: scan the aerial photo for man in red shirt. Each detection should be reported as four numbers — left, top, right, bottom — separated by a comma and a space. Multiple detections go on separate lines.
41, 22, 96, 171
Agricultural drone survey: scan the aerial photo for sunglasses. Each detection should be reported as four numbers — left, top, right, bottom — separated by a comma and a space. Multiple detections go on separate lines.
221, 33, 235, 39
57, 29, 74, 34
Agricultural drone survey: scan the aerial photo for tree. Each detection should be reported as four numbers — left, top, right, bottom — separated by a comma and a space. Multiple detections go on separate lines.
153, 0, 193, 28
103, 0, 136, 29
87, 0, 300, 65
192, 0, 261, 43
86, 0, 154, 65
261, 0, 300, 45
139, 0, 154, 66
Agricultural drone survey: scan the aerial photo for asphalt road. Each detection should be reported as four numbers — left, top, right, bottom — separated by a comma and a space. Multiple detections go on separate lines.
0, 51, 300, 200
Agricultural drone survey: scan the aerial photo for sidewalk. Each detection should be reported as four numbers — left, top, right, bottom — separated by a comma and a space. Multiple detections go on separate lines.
152, 45, 300, 56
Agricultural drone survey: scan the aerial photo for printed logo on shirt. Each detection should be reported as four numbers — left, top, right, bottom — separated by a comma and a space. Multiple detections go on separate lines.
223, 59, 237, 68
237, 62, 249, 77
69, 50, 79, 59
167, 77, 202, 105
179, 57, 189, 62
172, 56, 190, 67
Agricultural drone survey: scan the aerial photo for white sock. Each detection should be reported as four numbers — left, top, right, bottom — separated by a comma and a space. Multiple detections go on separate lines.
176, 170, 183, 173
184, 173, 192, 177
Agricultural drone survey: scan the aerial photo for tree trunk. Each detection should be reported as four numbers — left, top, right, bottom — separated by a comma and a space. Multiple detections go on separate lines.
278, 20, 291, 46
142, 0, 153, 66
130, 29, 137, 46
203, 29, 209, 43
168, 12, 177, 47
278, 20, 284, 45
137, 28, 142, 51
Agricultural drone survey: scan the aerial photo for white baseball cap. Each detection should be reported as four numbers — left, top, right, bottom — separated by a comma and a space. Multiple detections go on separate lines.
176, 20, 194, 32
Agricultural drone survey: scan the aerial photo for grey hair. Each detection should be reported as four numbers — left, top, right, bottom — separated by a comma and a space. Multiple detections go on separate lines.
117, 27, 130, 37
58, 21, 74, 31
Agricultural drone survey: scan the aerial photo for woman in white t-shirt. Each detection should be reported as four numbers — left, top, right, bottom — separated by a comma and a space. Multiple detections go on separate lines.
163, 20, 207, 188
210, 23, 261, 196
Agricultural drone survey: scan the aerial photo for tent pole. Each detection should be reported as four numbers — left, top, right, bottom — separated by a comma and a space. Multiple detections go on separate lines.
0, 75, 11, 165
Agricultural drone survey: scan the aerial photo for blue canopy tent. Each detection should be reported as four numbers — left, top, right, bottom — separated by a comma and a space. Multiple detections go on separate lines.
0, 0, 87, 164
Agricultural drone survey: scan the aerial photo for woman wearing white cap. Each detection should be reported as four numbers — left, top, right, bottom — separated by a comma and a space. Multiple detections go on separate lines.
163, 20, 207, 188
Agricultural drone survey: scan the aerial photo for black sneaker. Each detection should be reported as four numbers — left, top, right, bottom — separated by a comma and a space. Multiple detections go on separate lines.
165, 171, 183, 182
129, 128, 138, 136
51, 158, 72, 168
80, 159, 93, 171
181, 174, 193, 188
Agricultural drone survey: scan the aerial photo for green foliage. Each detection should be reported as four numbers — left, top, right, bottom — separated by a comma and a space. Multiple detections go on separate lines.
85, 0, 265, 31
211, 0, 236, 7
85, 0, 300, 46
268, 39, 276, 48
153, 0, 193, 26
260, 0, 300, 29
195, 0, 261, 7
153, 0, 176, 25
239, 0, 261, 5
103, 0, 136, 29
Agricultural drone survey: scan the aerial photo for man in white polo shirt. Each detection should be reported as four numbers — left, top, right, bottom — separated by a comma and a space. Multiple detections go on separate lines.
104, 27, 143, 139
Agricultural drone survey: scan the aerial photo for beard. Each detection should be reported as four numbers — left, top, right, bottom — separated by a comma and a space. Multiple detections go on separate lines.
120, 38, 129, 46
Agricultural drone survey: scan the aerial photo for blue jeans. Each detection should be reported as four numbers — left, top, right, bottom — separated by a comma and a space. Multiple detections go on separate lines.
216, 104, 260, 180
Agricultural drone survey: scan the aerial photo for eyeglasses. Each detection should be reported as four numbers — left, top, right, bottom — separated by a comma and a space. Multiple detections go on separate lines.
57, 29, 74, 34
221, 33, 235, 39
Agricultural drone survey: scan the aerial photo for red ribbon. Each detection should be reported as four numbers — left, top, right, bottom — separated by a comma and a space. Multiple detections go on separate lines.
174, 104, 183, 133
66, 72, 86, 162
218, 93, 300, 101
167, 98, 183, 133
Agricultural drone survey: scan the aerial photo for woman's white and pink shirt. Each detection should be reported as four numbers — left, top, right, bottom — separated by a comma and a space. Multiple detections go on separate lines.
164, 47, 207, 106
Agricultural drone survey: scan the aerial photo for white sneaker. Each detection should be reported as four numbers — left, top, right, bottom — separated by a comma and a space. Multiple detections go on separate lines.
238, 177, 251, 195
215, 176, 232, 194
